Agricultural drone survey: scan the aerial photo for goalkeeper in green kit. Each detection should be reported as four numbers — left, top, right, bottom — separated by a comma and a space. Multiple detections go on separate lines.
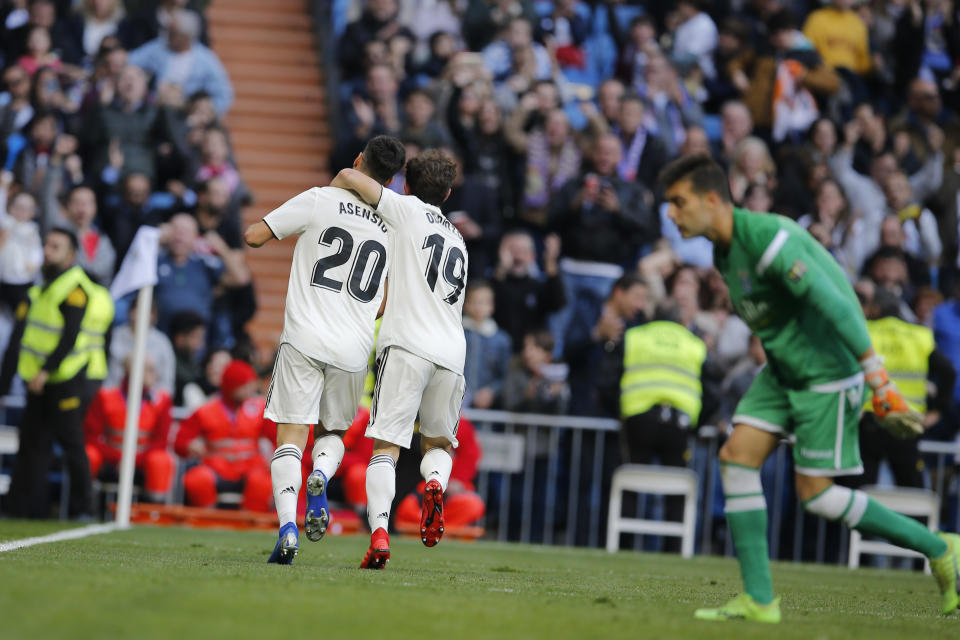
658, 154, 960, 623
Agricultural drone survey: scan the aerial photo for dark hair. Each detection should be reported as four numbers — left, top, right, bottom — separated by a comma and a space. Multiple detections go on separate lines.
609, 273, 647, 299
620, 93, 644, 107
170, 311, 206, 337
428, 30, 452, 51
658, 153, 732, 203
766, 9, 796, 34
362, 135, 406, 184
188, 90, 212, 105
466, 278, 492, 295
525, 328, 555, 354
48, 226, 78, 252
64, 184, 95, 204
404, 88, 433, 104
405, 149, 456, 206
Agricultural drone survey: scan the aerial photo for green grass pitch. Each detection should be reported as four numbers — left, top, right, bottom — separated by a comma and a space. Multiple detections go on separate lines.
1, 521, 957, 639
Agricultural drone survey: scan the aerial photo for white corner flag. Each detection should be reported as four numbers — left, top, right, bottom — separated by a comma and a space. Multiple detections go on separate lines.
110, 225, 160, 300
110, 225, 160, 527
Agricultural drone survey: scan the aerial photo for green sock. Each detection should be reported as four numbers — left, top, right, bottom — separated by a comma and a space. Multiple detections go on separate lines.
727, 509, 775, 605
856, 497, 947, 558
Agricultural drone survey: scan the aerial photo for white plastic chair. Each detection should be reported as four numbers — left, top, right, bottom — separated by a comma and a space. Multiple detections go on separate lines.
848, 486, 939, 574
605, 464, 699, 558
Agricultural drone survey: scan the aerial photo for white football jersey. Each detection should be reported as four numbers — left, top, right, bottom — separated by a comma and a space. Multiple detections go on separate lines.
375, 187, 467, 374
263, 186, 389, 372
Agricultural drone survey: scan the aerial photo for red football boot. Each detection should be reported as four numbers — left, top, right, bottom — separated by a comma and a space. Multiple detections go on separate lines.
420, 479, 445, 547
360, 527, 390, 569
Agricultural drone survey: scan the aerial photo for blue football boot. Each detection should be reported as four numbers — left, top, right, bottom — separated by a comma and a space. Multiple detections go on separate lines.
267, 522, 299, 564
305, 470, 330, 542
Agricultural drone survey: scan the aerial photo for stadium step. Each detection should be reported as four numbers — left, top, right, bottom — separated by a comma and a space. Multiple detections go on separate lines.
208, 0, 329, 359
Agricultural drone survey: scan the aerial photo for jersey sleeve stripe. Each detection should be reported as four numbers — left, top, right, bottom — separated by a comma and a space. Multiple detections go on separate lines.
755, 229, 789, 276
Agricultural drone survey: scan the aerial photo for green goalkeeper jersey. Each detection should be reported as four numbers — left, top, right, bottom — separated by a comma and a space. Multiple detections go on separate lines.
714, 208, 872, 389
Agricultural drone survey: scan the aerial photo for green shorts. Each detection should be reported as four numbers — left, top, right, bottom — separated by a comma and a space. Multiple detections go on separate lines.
732, 366, 865, 476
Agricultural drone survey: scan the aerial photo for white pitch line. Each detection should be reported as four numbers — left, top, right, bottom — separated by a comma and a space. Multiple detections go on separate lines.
0, 522, 121, 552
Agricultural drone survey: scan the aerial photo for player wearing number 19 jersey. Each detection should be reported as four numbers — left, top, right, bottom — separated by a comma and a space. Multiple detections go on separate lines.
659, 154, 960, 623
332, 150, 466, 569
244, 136, 406, 565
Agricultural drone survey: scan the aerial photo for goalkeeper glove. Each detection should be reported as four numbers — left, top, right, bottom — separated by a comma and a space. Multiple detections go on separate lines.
860, 354, 923, 439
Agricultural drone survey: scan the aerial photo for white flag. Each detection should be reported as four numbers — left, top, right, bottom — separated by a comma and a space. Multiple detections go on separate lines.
110, 225, 160, 300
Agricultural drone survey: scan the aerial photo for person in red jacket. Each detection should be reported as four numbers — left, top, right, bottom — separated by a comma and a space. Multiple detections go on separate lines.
174, 359, 274, 512
339, 412, 485, 530
84, 356, 175, 502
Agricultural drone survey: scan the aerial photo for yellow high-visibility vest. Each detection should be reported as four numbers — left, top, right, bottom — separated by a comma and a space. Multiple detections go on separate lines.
865, 317, 933, 414
18, 266, 114, 384
620, 321, 707, 423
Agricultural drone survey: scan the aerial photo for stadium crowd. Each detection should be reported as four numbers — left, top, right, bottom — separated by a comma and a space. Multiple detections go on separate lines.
0, 0, 959, 551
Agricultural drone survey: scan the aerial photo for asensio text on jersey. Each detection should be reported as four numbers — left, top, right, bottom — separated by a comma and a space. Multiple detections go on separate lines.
263, 186, 389, 372
374, 187, 467, 374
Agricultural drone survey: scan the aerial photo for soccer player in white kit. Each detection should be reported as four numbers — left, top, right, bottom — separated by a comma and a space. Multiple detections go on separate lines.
331, 150, 466, 569
243, 136, 406, 564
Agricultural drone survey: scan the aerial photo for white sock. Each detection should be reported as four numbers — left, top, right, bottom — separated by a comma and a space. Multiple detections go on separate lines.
312, 434, 345, 481
419, 448, 453, 492
366, 454, 396, 532
271, 444, 303, 527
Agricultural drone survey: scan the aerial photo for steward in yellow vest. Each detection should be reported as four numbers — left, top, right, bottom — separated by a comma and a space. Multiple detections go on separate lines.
0, 228, 114, 518
843, 288, 956, 490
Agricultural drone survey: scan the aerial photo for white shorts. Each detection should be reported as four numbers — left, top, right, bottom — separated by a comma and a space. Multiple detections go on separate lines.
366, 346, 464, 449
263, 342, 365, 429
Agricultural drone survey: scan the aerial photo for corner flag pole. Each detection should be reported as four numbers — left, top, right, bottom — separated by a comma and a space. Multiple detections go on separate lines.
115, 284, 153, 528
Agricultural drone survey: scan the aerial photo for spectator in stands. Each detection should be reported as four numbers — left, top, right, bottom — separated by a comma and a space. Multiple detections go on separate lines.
483, 16, 552, 85
508, 102, 583, 230
155, 212, 246, 338
400, 89, 450, 149
194, 127, 239, 196
13, 109, 57, 192
118, 0, 208, 52
81, 64, 162, 181
614, 93, 668, 193
58, 185, 115, 284
3, 0, 62, 64
712, 100, 753, 169
670, 0, 718, 80
170, 310, 205, 405
728, 136, 776, 205
334, 63, 402, 169
892, 0, 960, 96
193, 177, 241, 249
607, 12, 659, 93
128, 8, 233, 115
174, 359, 273, 512
843, 287, 956, 489
462, 0, 535, 52
97, 171, 170, 261
797, 177, 863, 278
0, 64, 34, 139
16, 26, 62, 75
106, 301, 175, 395
181, 347, 231, 410
415, 30, 458, 80
443, 148, 502, 277
503, 328, 570, 414
549, 134, 655, 356
730, 9, 839, 140
597, 78, 626, 126
864, 246, 918, 318
535, 0, 588, 71
338, 0, 414, 81
704, 18, 752, 112
492, 230, 565, 353
803, 0, 871, 78
61, 0, 125, 68
83, 354, 175, 504
0, 171, 42, 310
882, 170, 943, 265
569, 274, 648, 417
463, 279, 511, 410
890, 77, 960, 168
640, 53, 703, 157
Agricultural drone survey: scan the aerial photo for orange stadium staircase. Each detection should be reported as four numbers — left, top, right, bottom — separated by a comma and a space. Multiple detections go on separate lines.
207, 0, 333, 358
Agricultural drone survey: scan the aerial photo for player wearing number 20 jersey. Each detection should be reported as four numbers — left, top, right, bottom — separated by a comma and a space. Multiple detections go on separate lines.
245, 135, 407, 565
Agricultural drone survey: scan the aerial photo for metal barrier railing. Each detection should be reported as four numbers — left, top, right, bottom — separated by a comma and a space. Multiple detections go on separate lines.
2, 396, 958, 563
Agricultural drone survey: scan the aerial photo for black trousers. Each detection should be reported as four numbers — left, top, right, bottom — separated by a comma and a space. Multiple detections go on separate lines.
621, 407, 691, 548
7, 374, 95, 518
841, 413, 923, 490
